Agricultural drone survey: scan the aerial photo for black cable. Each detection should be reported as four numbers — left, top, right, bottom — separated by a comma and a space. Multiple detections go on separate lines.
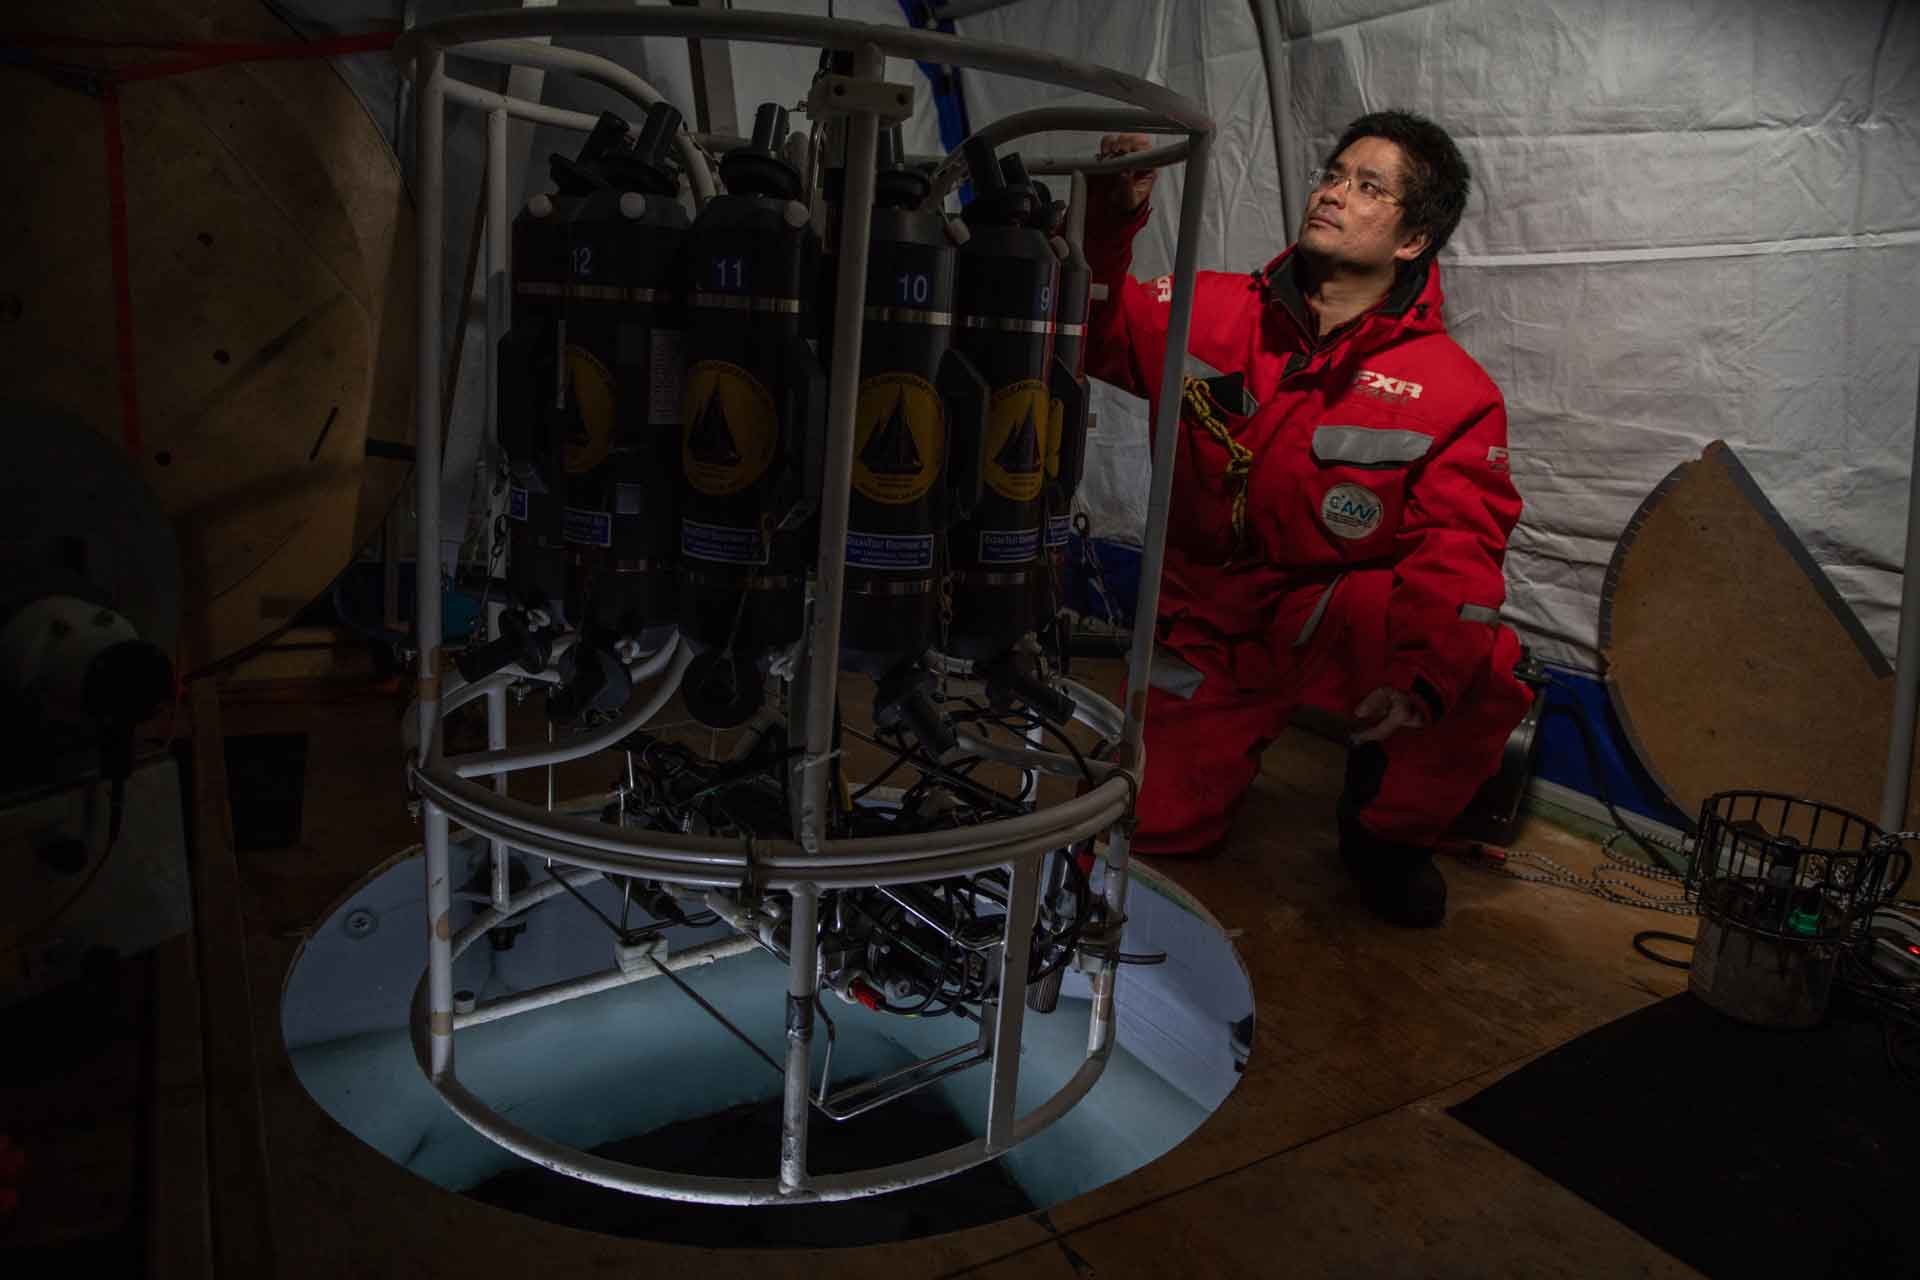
851, 751, 911, 802
868, 736, 1024, 816
1542, 675, 1694, 865
1631, 929, 1694, 969
1003, 709, 1098, 787
1028, 848, 1092, 984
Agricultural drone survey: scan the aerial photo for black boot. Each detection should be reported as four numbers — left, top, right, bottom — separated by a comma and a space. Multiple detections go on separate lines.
1337, 744, 1447, 927
1338, 810, 1447, 927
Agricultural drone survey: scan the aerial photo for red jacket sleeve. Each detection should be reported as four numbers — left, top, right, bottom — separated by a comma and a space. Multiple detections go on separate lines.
1082, 196, 1165, 399
1081, 198, 1256, 427
1383, 395, 1521, 718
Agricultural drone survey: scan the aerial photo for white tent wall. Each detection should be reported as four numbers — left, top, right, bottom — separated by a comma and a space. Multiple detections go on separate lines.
955, 0, 1920, 674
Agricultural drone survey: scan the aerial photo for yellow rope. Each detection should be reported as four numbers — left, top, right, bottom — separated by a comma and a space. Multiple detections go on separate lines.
1182, 374, 1254, 552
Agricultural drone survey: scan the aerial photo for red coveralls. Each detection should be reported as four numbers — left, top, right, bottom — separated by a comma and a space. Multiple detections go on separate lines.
1084, 199, 1533, 855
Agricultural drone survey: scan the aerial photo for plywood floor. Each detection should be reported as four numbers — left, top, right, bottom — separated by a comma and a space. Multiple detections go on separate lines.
30, 668, 1704, 1277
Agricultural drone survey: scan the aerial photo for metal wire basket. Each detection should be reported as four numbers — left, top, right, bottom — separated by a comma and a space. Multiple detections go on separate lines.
1686, 791, 1910, 1027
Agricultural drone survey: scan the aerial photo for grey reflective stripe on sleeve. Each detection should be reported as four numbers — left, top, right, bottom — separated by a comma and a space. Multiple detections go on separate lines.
1458, 603, 1501, 625
1148, 652, 1207, 700
1311, 426, 1434, 465
1294, 575, 1344, 649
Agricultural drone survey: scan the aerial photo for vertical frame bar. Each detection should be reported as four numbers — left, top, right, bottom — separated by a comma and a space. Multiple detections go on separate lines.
486, 108, 509, 482
1119, 127, 1211, 763
415, 44, 448, 764
1882, 359, 1920, 833
486, 601, 512, 912
795, 42, 886, 854
779, 883, 821, 1194
417, 40, 454, 1087
1093, 127, 1213, 1053
484, 107, 513, 913
986, 854, 1043, 1151
424, 799, 457, 1079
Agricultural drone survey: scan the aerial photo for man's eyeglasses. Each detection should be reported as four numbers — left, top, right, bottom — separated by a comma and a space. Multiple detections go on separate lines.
1307, 167, 1403, 206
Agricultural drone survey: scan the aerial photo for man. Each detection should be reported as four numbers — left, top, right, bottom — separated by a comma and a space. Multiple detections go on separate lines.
1085, 111, 1530, 927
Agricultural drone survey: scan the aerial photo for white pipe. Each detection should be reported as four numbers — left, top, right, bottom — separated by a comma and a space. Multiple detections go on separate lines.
443, 76, 607, 135
424, 805, 456, 1080
484, 110, 513, 913
415, 766, 1131, 890
454, 935, 761, 1028
414, 46, 447, 766
423, 760, 1130, 867
985, 854, 1040, 1152
1120, 129, 1212, 768
457, 38, 717, 203
1250, 0, 1303, 243
449, 639, 690, 778
923, 106, 1194, 207
485, 601, 511, 913
778, 884, 821, 1194
795, 43, 886, 855
1023, 144, 1189, 178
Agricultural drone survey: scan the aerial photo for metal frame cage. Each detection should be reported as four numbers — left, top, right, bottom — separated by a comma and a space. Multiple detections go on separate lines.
395, 6, 1214, 1204
1688, 790, 1907, 943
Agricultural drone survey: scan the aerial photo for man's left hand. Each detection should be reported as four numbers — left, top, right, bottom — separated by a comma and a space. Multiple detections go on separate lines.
1350, 686, 1426, 744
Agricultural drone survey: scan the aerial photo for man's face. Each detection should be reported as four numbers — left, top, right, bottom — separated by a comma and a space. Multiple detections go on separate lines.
1298, 136, 1430, 271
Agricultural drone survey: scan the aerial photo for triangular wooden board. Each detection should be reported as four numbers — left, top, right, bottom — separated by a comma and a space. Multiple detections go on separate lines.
1600, 440, 1906, 833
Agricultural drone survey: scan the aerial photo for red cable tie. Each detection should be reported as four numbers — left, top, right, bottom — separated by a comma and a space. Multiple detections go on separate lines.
111, 31, 400, 83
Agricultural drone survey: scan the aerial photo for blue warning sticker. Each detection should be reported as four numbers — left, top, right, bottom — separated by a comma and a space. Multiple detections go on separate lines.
1046, 514, 1073, 548
846, 531, 934, 571
508, 485, 529, 522
563, 507, 612, 548
682, 519, 768, 565
979, 527, 1040, 565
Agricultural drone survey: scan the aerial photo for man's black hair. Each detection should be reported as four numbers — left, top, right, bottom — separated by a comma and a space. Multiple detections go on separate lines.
1324, 110, 1470, 265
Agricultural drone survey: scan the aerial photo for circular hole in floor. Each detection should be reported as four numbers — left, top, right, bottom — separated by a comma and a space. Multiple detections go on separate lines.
283, 838, 1251, 1247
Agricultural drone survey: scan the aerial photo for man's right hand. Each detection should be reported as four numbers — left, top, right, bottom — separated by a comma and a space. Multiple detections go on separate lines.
1095, 133, 1157, 215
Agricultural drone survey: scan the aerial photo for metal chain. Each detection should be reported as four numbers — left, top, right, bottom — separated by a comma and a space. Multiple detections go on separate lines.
1466, 831, 1696, 916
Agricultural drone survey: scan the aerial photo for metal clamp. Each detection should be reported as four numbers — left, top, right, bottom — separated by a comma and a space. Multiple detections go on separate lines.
805, 73, 916, 122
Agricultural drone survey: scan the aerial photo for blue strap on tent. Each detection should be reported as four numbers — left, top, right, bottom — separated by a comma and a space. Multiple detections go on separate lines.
896, 0, 973, 198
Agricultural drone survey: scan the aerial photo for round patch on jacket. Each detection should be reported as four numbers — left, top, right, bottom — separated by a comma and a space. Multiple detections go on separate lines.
1320, 482, 1384, 539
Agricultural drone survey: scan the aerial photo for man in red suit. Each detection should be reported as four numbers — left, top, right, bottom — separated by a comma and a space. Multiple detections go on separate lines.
1086, 111, 1531, 926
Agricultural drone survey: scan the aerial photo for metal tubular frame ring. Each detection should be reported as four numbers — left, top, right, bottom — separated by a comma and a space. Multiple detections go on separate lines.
400, 4, 1214, 1204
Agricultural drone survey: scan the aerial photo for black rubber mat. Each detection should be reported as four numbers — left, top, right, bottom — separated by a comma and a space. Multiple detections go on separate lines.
1448, 992, 1919, 1278
223, 731, 308, 851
